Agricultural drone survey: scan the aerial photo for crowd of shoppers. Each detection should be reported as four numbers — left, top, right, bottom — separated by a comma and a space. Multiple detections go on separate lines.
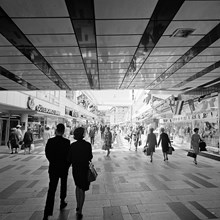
6, 121, 205, 220
123, 125, 205, 166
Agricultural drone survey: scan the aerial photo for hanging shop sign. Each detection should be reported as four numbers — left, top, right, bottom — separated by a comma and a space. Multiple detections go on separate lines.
35, 104, 60, 115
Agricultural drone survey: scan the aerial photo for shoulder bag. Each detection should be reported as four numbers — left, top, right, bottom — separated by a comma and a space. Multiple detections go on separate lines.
187, 150, 196, 158
88, 161, 98, 182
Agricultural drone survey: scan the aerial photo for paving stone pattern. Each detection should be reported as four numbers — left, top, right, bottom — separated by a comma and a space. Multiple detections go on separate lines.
0, 133, 220, 219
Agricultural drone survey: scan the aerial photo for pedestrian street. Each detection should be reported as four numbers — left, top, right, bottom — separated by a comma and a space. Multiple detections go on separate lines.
0, 132, 220, 220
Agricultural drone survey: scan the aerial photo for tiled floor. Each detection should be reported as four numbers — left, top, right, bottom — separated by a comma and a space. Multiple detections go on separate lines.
0, 133, 220, 220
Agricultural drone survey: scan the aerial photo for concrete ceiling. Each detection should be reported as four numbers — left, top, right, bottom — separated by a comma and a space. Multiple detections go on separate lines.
0, 0, 220, 97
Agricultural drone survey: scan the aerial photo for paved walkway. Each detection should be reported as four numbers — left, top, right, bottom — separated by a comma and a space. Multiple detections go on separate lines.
0, 133, 220, 220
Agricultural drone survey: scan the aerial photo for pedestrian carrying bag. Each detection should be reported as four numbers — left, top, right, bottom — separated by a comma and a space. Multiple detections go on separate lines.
88, 162, 98, 182
187, 150, 196, 158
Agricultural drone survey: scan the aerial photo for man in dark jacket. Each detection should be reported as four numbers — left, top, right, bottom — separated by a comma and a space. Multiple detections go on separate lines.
43, 123, 71, 220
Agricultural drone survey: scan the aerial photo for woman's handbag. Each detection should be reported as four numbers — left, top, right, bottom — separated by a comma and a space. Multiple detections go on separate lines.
21, 143, 25, 150
138, 140, 142, 146
167, 147, 173, 155
143, 146, 151, 156
187, 150, 196, 158
88, 162, 98, 182
124, 136, 129, 141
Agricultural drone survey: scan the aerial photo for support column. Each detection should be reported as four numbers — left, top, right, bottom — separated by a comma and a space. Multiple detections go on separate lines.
21, 113, 28, 133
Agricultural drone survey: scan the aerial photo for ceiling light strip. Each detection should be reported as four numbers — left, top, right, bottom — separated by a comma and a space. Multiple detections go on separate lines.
0, 7, 70, 90
65, 0, 100, 89
204, 80, 220, 88
0, 66, 39, 90
0, 87, 7, 90
119, 0, 185, 89
184, 83, 220, 96
173, 60, 220, 88
147, 23, 220, 90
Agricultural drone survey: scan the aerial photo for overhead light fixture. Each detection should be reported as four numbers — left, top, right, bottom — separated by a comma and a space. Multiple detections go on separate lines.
204, 81, 220, 88
171, 28, 195, 38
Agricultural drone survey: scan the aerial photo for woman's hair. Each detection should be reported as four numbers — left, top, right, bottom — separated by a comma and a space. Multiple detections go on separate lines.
160, 127, 165, 133
149, 128, 154, 133
74, 127, 85, 140
194, 128, 199, 132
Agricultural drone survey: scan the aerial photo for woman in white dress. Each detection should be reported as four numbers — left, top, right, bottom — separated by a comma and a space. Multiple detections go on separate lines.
43, 126, 51, 146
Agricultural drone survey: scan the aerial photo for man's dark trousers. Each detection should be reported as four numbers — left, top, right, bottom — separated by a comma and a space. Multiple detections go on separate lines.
44, 173, 68, 216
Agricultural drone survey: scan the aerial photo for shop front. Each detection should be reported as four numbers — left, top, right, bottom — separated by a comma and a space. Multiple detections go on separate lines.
27, 98, 64, 141
171, 96, 219, 149
0, 112, 19, 146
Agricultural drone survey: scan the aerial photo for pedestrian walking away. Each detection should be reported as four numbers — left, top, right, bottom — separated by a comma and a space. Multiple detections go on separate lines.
9, 128, 19, 154
146, 128, 157, 162
158, 127, 172, 161
190, 128, 201, 165
43, 123, 71, 220
68, 127, 93, 219
23, 127, 33, 154
89, 125, 96, 145
103, 127, 113, 157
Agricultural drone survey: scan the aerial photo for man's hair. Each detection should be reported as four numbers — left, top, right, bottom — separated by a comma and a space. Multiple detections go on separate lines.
56, 123, 65, 134
194, 128, 199, 132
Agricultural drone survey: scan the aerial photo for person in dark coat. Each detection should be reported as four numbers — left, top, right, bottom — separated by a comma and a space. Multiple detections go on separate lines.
146, 128, 157, 162
23, 127, 33, 154
89, 125, 96, 145
191, 127, 201, 165
43, 123, 71, 220
9, 128, 19, 154
68, 127, 93, 219
158, 127, 172, 161
103, 127, 112, 157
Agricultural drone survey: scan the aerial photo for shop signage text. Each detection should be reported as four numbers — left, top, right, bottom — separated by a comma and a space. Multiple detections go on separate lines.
35, 104, 60, 115
173, 110, 218, 122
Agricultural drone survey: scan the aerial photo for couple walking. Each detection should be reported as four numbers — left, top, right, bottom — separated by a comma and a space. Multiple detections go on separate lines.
43, 124, 93, 220
146, 127, 172, 162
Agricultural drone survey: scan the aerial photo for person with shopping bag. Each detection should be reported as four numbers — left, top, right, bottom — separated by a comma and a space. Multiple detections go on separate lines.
190, 128, 201, 165
158, 128, 172, 161
146, 128, 157, 162
68, 127, 93, 219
